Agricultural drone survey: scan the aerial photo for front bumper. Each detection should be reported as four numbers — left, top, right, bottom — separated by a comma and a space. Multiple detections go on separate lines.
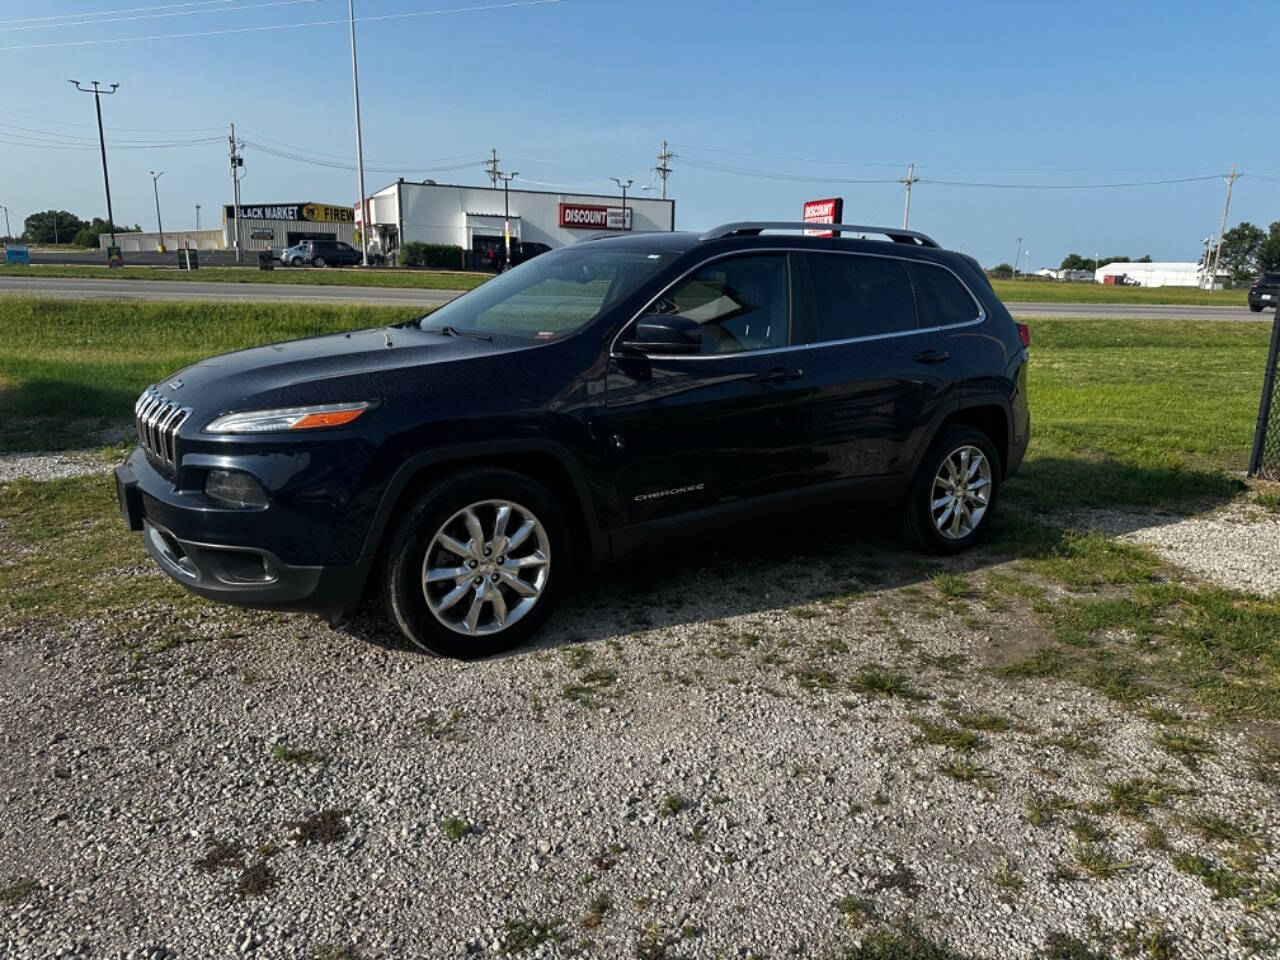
1249, 291, 1276, 308
115, 452, 370, 623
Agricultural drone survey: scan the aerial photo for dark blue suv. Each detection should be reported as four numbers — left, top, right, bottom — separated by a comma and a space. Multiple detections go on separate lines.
116, 222, 1030, 657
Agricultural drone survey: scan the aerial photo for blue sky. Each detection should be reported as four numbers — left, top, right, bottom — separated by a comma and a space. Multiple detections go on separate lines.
3, 0, 1279, 267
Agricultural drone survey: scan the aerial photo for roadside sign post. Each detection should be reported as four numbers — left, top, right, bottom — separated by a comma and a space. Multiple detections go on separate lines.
1248, 313, 1280, 479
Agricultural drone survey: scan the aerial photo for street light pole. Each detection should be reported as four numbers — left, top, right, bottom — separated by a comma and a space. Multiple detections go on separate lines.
348, 0, 369, 267
610, 177, 632, 231
1013, 236, 1023, 277
150, 171, 166, 251
498, 171, 519, 270
70, 80, 120, 249
1, 204, 11, 240
195, 204, 201, 231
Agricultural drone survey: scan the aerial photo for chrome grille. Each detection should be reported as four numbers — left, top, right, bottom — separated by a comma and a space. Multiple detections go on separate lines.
134, 386, 191, 476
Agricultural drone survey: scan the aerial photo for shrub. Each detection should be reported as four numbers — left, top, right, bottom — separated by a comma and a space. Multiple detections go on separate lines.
399, 242, 464, 269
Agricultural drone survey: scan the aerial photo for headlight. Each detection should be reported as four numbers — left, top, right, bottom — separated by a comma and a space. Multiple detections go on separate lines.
204, 401, 371, 434
204, 469, 267, 508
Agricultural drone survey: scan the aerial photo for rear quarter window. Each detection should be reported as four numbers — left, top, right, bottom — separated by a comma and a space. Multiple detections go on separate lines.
914, 263, 982, 327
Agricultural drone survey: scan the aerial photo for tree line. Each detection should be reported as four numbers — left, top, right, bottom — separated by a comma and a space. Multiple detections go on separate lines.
1208, 221, 1280, 281
7, 209, 141, 248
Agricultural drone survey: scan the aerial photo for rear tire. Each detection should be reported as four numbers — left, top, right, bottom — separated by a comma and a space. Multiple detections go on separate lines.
313, 256, 327, 268
382, 468, 568, 658
901, 426, 1000, 554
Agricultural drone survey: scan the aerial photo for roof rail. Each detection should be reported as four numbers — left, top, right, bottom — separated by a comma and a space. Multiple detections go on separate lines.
698, 221, 939, 248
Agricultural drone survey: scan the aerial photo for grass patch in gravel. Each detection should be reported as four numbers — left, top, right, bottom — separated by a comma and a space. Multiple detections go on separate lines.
440, 816, 471, 841
0, 877, 38, 904
846, 927, 970, 959
271, 744, 327, 766
287, 809, 348, 845
850, 663, 925, 700
193, 838, 243, 873
1072, 842, 1134, 880
234, 859, 278, 898
909, 716, 985, 751
500, 916, 566, 953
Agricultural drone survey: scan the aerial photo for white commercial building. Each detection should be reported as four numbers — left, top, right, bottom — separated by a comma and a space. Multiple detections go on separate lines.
1094, 261, 1205, 287
361, 180, 676, 265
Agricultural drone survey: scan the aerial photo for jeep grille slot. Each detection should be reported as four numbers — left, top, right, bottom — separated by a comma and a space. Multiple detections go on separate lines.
135, 387, 190, 477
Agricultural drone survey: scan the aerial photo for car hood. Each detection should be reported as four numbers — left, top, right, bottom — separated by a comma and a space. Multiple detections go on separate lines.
157, 325, 514, 416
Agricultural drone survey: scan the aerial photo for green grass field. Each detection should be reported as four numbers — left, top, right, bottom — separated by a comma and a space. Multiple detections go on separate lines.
991, 277, 1246, 306
0, 263, 486, 291
0, 298, 1269, 513
0, 263, 1249, 305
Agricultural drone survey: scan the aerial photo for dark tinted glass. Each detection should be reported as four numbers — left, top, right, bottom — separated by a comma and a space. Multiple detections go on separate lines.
915, 263, 980, 327
806, 254, 917, 341
653, 254, 790, 354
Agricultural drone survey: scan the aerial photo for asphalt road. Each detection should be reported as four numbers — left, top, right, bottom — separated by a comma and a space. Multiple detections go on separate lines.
0, 275, 459, 308
0, 274, 1273, 321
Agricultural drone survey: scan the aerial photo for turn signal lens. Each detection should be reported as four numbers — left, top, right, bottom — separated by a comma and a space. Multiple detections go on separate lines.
205, 401, 371, 434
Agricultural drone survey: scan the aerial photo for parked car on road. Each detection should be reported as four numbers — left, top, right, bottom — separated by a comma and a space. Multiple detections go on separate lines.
116, 221, 1030, 658
281, 239, 361, 268
1248, 273, 1280, 312
281, 242, 311, 267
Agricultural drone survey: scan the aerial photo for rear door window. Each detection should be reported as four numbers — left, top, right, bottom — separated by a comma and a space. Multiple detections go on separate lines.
804, 253, 918, 342
914, 263, 982, 328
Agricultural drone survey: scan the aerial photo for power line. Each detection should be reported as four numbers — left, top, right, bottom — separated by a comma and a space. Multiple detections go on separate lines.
0, 107, 224, 133
916, 174, 1226, 189
0, 0, 563, 52
242, 138, 485, 175
0, 0, 321, 33
0, 0, 239, 26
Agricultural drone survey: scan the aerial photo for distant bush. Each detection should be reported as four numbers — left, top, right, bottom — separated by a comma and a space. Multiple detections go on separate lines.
399, 242, 464, 269
72, 228, 99, 249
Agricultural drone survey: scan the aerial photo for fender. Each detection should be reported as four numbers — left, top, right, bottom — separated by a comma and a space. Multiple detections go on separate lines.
906, 392, 1015, 481
357, 438, 610, 564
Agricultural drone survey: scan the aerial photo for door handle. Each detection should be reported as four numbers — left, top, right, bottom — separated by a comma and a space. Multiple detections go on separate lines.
754, 366, 804, 384
913, 349, 950, 365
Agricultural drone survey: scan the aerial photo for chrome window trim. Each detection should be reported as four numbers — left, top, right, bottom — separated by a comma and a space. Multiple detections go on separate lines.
609, 247, 986, 362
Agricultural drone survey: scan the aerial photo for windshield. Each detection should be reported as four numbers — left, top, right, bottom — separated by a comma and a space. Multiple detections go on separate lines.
418, 245, 681, 340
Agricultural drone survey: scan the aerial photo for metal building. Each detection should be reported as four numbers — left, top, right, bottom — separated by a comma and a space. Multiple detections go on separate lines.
361, 180, 675, 264
222, 202, 357, 254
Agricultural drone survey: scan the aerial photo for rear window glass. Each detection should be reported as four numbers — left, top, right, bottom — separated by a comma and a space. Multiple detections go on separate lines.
805, 253, 917, 341
915, 264, 980, 327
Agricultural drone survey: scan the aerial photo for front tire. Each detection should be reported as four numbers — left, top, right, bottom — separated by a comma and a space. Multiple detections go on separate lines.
382, 469, 568, 658
1250, 304, 1264, 313
901, 426, 1000, 554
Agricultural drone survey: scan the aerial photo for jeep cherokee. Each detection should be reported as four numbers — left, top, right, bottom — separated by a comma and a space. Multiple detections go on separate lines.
115, 221, 1030, 658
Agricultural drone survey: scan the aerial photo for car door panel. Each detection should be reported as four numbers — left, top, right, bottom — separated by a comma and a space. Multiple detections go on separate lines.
602, 253, 812, 535
796, 253, 951, 498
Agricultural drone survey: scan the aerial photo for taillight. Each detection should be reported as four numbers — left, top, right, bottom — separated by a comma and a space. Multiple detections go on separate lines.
1017, 323, 1031, 348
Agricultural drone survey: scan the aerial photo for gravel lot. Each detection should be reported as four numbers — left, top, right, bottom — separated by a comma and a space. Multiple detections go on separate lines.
2, 489, 1278, 960
1072, 500, 1280, 598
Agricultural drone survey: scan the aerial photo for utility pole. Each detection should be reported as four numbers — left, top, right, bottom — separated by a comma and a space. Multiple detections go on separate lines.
1209, 162, 1240, 291
150, 171, 166, 251
69, 80, 120, 249
228, 124, 245, 262
653, 140, 675, 200
1, 204, 10, 240
486, 148, 501, 188
498, 170, 519, 270
900, 162, 919, 229
348, 0, 369, 267
611, 177, 632, 231
1013, 236, 1023, 277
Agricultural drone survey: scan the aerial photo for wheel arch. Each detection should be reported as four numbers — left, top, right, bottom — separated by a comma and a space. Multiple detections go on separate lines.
939, 402, 1012, 477
360, 441, 606, 578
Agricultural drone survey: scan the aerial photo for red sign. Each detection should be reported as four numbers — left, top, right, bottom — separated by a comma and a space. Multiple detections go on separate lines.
559, 203, 631, 231
803, 197, 843, 237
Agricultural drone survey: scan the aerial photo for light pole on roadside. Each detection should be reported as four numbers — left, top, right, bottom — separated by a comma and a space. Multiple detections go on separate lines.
348, 0, 369, 267
69, 80, 120, 249
498, 171, 519, 270
610, 177, 633, 231
1013, 236, 1023, 277
150, 170, 166, 252
1, 204, 11, 240
195, 204, 201, 231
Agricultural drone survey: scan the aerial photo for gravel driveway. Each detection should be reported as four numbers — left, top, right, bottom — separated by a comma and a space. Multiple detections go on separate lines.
2, 504, 1277, 960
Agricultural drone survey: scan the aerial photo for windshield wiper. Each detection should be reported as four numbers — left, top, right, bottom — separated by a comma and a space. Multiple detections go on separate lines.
431, 324, 493, 342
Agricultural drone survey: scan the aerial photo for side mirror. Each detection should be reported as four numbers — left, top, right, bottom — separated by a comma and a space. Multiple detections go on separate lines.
620, 314, 702, 356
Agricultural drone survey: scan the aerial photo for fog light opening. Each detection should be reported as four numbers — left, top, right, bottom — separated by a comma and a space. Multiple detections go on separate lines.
204, 469, 268, 509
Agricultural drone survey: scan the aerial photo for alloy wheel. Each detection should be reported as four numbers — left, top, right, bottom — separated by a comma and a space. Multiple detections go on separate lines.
421, 499, 550, 636
931, 445, 992, 540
